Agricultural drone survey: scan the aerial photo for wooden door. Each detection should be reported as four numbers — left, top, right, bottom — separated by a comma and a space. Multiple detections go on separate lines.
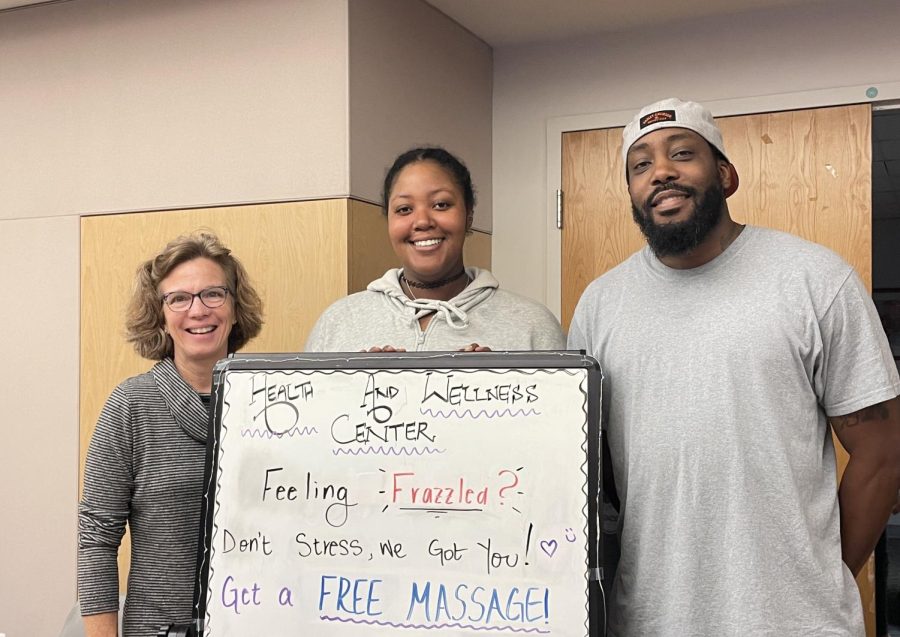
561, 104, 876, 634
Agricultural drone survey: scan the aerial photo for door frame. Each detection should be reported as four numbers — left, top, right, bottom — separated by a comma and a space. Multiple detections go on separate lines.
544, 80, 900, 318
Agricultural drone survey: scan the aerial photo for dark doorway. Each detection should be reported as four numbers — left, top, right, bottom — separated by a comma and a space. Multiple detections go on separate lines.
872, 104, 900, 637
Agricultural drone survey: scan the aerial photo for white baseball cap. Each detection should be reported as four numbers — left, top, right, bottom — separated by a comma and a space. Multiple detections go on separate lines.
622, 97, 738, 197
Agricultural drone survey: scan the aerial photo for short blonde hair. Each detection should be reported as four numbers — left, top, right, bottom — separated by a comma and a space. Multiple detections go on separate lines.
125, 231, 263, 360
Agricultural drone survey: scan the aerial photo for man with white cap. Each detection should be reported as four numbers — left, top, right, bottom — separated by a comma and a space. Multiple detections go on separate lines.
568, 97, 900, 635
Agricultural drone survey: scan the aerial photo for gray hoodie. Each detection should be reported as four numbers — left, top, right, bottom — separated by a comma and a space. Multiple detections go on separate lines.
305, 267, 565, 352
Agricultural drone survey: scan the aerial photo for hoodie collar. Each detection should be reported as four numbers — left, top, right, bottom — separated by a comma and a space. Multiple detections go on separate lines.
367, 267, 498, 330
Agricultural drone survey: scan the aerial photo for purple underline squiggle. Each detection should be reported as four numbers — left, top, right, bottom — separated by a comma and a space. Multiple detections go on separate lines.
331, 446, 445, 456
420, 407, 542, 419
239, 426, 319, 439
319, 615, 551, 634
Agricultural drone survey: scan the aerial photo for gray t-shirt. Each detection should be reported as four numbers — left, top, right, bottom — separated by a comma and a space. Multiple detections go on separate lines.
568, 226, 899, 636
306, 267, 565, 352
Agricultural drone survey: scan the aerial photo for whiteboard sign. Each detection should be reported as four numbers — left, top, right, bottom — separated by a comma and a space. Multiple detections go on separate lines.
193, 352, 602, 636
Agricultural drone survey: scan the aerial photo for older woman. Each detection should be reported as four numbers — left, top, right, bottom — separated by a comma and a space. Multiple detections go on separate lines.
78, 231, 263, 637
306, 146, 564, 352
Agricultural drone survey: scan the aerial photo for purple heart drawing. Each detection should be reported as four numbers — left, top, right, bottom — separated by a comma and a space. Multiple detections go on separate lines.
540, 539, 558, 557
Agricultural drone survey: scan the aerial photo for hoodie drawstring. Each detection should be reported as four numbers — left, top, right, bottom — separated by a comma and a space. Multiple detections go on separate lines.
406, 298, 469, 330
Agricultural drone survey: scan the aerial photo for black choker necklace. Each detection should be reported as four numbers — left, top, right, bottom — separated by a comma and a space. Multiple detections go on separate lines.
400, 269, 467, 289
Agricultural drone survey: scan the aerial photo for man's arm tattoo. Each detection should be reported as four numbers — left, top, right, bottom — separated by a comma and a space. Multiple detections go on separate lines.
829, 402, 890, 433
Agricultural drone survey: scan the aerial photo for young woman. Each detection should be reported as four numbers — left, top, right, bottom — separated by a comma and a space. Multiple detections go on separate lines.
306, 147, 564, 352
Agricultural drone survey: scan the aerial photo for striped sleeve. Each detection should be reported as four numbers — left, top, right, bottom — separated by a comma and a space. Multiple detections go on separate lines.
77, 383, 134, 615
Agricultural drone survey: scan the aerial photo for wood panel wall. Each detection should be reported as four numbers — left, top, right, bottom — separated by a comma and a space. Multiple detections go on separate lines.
81, 199, 350, 588
80, 197, 492, 590
463, 229, 493, 273
348, 199, 398, 293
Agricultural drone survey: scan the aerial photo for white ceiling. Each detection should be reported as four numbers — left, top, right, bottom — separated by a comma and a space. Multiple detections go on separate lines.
424, 0, 837, 47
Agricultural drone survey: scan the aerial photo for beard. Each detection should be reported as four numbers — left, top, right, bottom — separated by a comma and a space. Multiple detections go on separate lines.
631, 181, 725, 258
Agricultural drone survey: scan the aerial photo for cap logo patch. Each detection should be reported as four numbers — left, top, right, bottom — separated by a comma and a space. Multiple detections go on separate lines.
639, 110, 676, 129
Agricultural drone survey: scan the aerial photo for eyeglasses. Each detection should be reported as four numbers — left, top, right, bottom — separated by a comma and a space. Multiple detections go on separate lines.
160, 286, 231, 312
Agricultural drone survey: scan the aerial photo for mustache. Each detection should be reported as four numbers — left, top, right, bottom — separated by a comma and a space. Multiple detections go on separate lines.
644, 183, 696, 209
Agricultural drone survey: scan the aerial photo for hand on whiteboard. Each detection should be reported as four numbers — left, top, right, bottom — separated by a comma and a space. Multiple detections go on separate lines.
364, 345, 408, 353
460, 343, 492, 352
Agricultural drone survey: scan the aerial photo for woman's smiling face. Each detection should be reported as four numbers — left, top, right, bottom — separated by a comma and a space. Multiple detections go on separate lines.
386, 160, 471, 284
159, 257, 234, 369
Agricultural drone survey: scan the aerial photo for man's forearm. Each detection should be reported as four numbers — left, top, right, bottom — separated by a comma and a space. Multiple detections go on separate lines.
838, 450, 900, 576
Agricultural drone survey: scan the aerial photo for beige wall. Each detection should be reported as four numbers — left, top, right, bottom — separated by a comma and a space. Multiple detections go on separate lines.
491, 0, 900, 308
0, 216, 80, 636
10, 0, 900, 632
0, 2, 350, 633
348, 0, 493, 231
0, 0, 349, 220
0, 1, 492, 634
